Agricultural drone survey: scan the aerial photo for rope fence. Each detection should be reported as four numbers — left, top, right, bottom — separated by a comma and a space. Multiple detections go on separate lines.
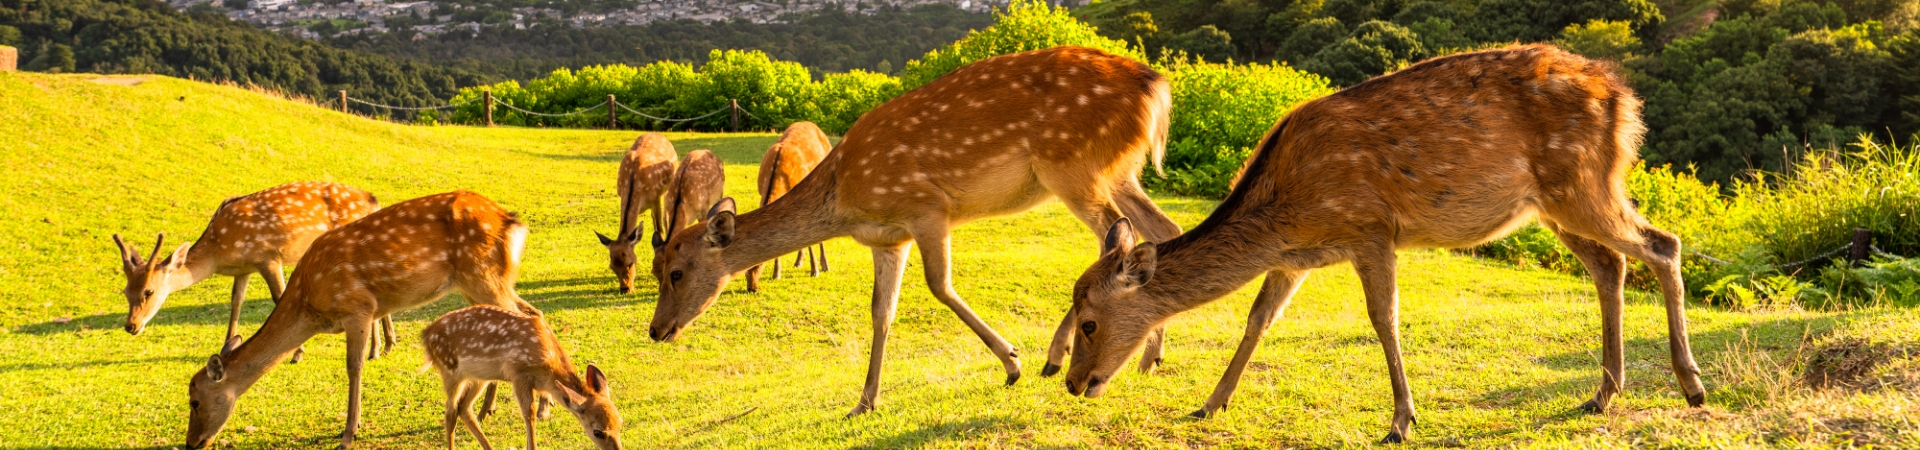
1689, 228, 1908, 270
336, 90, 755, 130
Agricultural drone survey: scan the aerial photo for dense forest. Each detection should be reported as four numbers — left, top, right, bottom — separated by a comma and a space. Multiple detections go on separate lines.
327, 5, 995, 80
0, 0, 495, 113
1077, 0, 1920, 182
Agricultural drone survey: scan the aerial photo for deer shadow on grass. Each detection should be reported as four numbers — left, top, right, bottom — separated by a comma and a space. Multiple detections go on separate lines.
1456, 310, 1858, 435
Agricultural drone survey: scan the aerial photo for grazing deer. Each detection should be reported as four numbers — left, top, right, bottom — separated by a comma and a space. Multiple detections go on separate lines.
423, 305, 622, 450
650, 149, 726, 285
598, 133, 680, 294
185, 191, 540, 449
1058, 44, 1708, 444
646, 46, 1184, 415
745, 122, 833, 292
113, 181, 399, 362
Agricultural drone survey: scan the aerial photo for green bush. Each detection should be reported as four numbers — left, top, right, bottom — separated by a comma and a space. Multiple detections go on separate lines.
1278, 17, 1348, 63
1554, 19, 1643, 61
1147, 56, 1334, 197
1736, 137, 1920, 268
897, 0, 1143, 91
1165, 25, 1237, 62
1300, 20, 1426, 86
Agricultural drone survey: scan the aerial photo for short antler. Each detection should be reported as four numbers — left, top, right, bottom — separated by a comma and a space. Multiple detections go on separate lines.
147, 233, 167, 269
112, 233, 138, 270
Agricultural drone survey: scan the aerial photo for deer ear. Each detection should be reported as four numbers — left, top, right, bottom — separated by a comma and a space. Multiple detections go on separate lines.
704, 212, 736, 249
221, 335, 243, 356
706, 197, 737, 220
556, 380, 589, 409
586, 364, 609, 393
205, 354, 227, 382
1102, 218, 1136, 255
1115, 242, 1157, 289
166, 243, 192, 270
596, 231, 616, 246
624, 224, 646, 244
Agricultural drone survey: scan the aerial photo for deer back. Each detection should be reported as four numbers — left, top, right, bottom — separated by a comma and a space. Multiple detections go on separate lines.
664, 149, 726, 237
279, 191, 527, 319
618, 133, 679, 239
422, 305, 568, 380
757, 122, 832, 207
823, 46, 1171, 221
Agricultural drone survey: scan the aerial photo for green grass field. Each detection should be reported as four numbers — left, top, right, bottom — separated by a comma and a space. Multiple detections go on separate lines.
2, 72, 1915, 449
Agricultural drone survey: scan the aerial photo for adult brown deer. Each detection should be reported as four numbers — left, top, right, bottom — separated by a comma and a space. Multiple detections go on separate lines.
1057, 44, 1707, 444
423, 305, 623, 450
185, 191, 539, 449
598, 133, 679, 294
745, 122, 832, 292
646, 46, 1184, 416
113, 181, 397, 362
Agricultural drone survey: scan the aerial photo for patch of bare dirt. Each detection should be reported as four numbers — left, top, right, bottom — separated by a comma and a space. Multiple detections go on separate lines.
90, 76, 147, 86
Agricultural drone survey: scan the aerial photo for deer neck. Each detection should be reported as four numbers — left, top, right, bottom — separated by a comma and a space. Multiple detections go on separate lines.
215, 301, 323, 394
1138, 220, 1301, 317
720, 155, 848, 273
160, 249, 220, 292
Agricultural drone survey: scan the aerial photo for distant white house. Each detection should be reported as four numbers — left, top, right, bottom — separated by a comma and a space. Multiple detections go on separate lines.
248, 0, 294, 11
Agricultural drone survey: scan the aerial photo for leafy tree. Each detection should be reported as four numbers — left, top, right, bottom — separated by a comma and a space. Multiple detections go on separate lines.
0, 25, 20, 46
1301, 20, 1425, 86
46, 43, 74, 73
1390, 1, 1460, 25
1278, 17, 1347, 63
1151, 56, 1334, 196
1166, 24, 1236, 62
1554, 19, 1642, 61
1465, 0, 1664, 44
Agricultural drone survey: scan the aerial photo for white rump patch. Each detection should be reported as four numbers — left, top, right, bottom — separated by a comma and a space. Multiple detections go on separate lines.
505, 223, 530, 266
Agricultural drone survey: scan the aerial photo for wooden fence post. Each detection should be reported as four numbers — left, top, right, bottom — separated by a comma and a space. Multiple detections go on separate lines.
607, 94, 618, 130
338, 90, 348, 114
730, 98, 740, 132
1849, 228, 1872, 267
483, 90, 494, 127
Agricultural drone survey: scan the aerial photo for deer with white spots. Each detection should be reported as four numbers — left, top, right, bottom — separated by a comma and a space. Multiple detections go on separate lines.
423, 305, 623, 450
646, 46, 1184, 416
184, 191, 540, 449
598, 133, 679, 294
744, 121, 833, 293
1058, 45, 1708, 444
113, 181, 400, 362
650, 149, 725, 286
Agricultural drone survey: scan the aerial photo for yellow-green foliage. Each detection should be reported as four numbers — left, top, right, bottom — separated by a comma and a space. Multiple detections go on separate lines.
896, 0, 1144, 91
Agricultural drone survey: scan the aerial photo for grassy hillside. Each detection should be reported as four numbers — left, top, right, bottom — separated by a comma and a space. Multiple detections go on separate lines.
0, 72, 1914, 448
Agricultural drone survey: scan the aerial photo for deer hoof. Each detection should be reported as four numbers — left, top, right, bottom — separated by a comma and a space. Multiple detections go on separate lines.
1576, 399, 1604, 414
846, 404, 873, 418
1686, 392, 1706, 407
1005, 372, 1020, 386
1379, 431, 1405, 444
289, 349, 304, 364
1040, 363, 1061, 377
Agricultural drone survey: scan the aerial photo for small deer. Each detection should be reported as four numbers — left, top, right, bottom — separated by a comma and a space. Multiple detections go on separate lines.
646, 47, 1184, 415
1058, 44, 1707, 444
185, 191, 540, 449
598, 133, 679, 294
113, 181, 399, 362
745, 122, 833, 292
423, 305, 622, 450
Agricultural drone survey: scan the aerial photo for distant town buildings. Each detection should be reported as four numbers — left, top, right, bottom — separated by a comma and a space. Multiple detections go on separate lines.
165, 0, 1056, 40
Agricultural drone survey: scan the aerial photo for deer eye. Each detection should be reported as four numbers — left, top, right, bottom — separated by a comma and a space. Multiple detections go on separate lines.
143, 289, 155, 298
670, 270, 683, 282
592, 429, 607, 439
1080, 321, 1097, 336
190, 400, 200, 410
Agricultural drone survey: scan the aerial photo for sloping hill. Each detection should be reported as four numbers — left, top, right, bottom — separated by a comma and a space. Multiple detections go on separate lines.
0, 72, 1913, 448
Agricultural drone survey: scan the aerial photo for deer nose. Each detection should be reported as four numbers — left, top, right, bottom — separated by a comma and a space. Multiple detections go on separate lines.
618, 285, 632, 294
125, 323, 141, 335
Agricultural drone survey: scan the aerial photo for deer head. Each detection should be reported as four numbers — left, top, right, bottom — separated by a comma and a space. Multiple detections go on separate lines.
648, 197, 737, 342
185, 336, 245, 449
1062, 219, 1164, 398
114, 233, 192, 335
557, 365, 624, 450
600, 167, 651, 294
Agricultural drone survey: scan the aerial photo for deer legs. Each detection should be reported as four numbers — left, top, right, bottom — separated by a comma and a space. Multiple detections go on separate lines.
1547, 223, 1630, 412
1354, 249, 1416, 444
341, 316, 373, 448
849, 243, 909, 417
253, 264, 308, 364
226, 271, 253, 351
1192, 269, 1307, 419
916, 231, 1023, 386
